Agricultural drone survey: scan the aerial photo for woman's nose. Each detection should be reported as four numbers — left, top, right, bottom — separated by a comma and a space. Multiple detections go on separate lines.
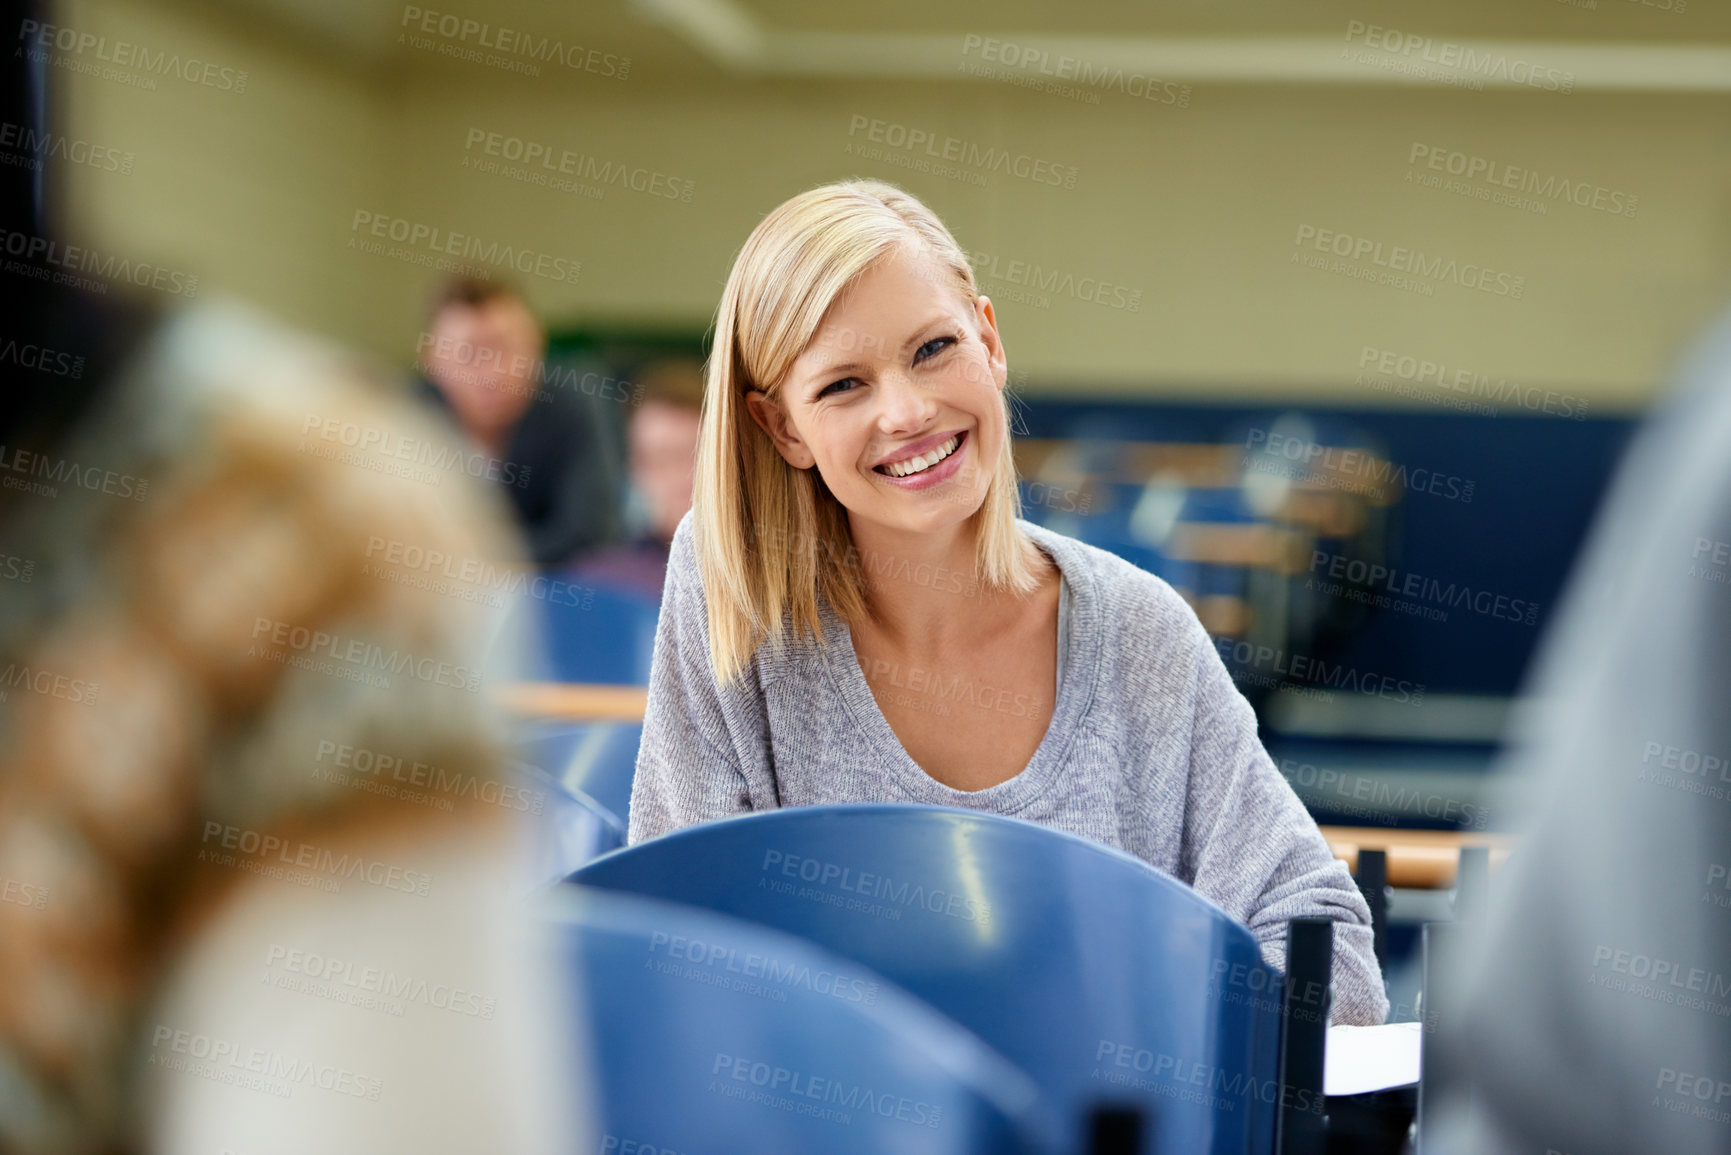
874, 369, 938, 433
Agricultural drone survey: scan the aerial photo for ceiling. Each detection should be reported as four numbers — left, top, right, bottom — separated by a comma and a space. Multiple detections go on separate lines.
150, 0, 1731, 90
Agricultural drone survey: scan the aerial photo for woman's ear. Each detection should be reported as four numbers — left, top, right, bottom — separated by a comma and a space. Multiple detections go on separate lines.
744, 389, 817, 469
974, 295, 1009, 392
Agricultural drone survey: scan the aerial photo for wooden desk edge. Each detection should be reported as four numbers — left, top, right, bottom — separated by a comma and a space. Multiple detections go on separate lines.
1321, 825, 1514, 889
499, 682, 649, 721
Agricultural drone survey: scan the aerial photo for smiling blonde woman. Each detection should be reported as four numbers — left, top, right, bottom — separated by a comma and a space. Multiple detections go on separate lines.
629, 179, 1388, 1025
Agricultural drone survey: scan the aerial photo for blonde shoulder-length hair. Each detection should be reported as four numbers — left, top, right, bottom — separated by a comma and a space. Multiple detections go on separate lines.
694, 179, 1040, 689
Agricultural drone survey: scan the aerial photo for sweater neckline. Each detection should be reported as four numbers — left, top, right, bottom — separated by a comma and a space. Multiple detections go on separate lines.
817, 519, 1100, 812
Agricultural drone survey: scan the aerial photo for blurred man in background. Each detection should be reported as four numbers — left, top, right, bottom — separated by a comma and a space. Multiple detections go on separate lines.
567, 358, 702, 600
417, 276, 624, 568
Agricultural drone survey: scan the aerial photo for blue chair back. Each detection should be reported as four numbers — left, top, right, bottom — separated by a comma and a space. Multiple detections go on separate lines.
511, 719, 645, 878
546, 886, 1051, 1154
514, 719, 594, 778
512, 762, 624, 889
515, 720, 643, 828
517, 584, 662, 685
574, 805, 1289, 1155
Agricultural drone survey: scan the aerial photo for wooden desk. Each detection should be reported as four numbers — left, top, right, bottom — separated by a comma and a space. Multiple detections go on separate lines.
1320, 826, 1513, 889
499, 682, 649, 722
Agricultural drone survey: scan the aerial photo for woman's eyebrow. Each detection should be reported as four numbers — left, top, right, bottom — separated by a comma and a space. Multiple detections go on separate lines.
798, 313, 958, 384
902, 313, 956, 348
796, 356, 868, 397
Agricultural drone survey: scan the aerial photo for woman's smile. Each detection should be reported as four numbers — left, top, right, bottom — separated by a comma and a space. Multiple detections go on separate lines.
872, 429, 968, 490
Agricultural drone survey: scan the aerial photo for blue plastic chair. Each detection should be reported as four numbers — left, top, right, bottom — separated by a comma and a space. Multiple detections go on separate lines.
510, 719, 645, 879
514, 720, 643, 829
574, 805, 1292, 1155
513, 719, 595, 778
512, 761, 624, 889
545, 885, 1052, 1154
557, 723, 642, 827
516, 584, 662, 685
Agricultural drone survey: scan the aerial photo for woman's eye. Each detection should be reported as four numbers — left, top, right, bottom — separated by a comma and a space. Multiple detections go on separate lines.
916, 336, 956, 362
818, 377, 859, 399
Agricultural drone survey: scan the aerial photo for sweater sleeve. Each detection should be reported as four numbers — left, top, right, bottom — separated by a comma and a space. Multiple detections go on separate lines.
1175, 615, 1389, 1026
626, 515, 755, 844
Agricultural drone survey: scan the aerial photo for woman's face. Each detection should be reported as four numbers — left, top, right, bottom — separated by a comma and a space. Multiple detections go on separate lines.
746, 245, 1008, 540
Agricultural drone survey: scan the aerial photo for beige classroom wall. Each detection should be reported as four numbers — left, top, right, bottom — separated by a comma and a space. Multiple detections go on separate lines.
51, 0, 1731, 411
382, 70, 1731, 411
48, 0, 408, 357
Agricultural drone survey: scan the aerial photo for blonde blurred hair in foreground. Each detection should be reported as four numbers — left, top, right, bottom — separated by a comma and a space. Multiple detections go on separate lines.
694, 179, 1037, 688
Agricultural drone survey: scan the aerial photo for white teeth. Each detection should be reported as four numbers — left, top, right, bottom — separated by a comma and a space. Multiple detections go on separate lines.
884, 435, 959, 478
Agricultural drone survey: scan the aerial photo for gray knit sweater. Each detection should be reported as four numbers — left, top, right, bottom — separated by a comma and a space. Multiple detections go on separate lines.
629, 511, 1389, 1026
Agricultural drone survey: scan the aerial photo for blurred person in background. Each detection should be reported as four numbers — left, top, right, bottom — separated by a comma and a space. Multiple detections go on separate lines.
568, 358, 703, 600
1424, 311, 1731, 1155
416, 275, 624, 568
0, 32, 584, 1154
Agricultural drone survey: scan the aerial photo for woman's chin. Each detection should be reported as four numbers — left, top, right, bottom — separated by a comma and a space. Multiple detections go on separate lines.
851, 497, 985, 539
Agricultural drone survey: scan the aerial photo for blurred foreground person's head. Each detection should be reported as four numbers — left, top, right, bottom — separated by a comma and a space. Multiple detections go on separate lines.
0, 34, 582, 1155
1429, 312, 1731, 1154
418, 275, 544, 456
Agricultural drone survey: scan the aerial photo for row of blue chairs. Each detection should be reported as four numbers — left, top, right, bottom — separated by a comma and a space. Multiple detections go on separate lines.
524, 785, 1342, 1154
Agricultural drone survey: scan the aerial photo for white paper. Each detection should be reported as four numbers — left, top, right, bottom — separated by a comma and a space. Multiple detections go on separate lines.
1324, 1021, 1422, 1097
